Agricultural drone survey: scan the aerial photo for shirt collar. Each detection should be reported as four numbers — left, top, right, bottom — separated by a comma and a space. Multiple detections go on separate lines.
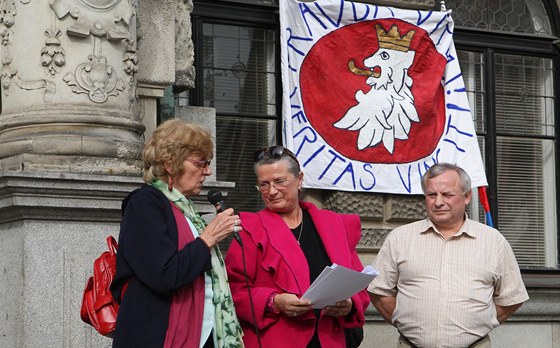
420, 214, 477, 238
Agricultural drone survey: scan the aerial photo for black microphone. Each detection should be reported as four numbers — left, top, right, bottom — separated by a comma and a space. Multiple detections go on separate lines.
207, 189, 227, 213
207, 189, 242, 245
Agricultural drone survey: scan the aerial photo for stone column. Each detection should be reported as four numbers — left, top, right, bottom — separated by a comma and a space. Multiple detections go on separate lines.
0, 3, 146, 346
0, 0, 144, 175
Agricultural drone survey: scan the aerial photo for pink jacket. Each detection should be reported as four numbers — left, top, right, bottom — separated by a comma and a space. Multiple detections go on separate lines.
225, 201, 369, 348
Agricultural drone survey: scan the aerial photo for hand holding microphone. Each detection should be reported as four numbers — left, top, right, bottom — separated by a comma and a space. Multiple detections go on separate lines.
207, 189, 228, 213
206, 189, 243, 245
198, 189, 240, 248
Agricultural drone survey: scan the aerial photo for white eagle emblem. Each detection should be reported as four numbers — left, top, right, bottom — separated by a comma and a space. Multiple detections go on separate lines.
334, 24, 418, 154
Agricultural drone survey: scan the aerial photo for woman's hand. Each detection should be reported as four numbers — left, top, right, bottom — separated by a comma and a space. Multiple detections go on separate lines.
199, 208, 240, 248
323, 298, 352, 318
274, 293, 313, 318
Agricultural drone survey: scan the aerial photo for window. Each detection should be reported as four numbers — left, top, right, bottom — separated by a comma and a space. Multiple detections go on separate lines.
449, 0, 552, 35
191, 1, 280, 213
449, 0, 559, 269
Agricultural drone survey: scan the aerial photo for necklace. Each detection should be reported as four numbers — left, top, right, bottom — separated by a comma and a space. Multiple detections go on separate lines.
296, 215, 304, 245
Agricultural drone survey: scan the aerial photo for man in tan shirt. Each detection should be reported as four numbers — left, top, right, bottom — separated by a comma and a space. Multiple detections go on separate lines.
368, 163, 529, 348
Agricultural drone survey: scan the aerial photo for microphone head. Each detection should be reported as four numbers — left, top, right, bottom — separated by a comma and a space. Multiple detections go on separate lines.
207, 189, 223, 206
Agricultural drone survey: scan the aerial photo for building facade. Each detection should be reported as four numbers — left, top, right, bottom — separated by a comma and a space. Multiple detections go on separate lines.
0, 0, 558, 347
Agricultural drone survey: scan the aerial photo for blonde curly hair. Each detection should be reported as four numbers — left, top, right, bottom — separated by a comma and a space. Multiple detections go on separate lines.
142, 119, 213, 184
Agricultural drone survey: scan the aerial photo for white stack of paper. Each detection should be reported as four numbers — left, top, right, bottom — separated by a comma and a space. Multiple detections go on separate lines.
302, 264, 378, 309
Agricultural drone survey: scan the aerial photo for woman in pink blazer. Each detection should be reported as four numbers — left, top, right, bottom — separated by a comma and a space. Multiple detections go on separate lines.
225, 146, 369, 348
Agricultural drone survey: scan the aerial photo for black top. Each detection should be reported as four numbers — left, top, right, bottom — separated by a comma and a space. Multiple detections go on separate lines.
291, 209, 331, 348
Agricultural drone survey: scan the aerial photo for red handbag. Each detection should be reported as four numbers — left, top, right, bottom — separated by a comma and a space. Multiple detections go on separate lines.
80, 236, 125, 337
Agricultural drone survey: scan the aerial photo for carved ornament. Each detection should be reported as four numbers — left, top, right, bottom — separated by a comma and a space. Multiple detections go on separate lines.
50, 0, 134, 40
63, 54, 124, 103
0, 1, 56, 101
0, 1, 16, 46
41, 28, 66, 76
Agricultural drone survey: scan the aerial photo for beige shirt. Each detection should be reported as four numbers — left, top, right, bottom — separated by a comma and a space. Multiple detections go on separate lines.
368, 217, 529, 348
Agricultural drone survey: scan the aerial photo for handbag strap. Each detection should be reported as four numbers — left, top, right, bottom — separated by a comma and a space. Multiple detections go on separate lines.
106, 236, 118, 256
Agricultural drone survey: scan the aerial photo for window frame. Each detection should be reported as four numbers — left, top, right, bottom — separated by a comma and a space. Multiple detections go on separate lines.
190, 0, 283, 215
454, 13, 560, 274
190, 0, 281, 129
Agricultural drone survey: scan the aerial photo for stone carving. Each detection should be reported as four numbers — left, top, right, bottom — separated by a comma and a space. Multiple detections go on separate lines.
359, 228, 390, 249
41, 28, 66, 76
322, 191, 384, 219
123, 38, 138, 107
0, 1, 16, 92
1, 51, 16, 93
63, 53, 124, 103
0, 2, 15, 46
388, 194, 426, 222
12, 74, 56, 102
51, 0, 136, 104
175, 0, 195, 90
50, 0, 133, 40
123, 39, 138, 77
0, 1, 56, 102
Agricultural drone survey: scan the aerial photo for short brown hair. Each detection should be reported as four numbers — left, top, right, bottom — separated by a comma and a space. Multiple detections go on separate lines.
142, 119, 213, 183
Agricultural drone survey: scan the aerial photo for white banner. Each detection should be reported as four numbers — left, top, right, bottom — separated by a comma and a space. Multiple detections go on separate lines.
280, 0, 487, 194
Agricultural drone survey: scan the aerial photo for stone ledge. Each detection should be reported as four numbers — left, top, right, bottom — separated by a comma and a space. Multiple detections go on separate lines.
0, 171, 235, 223
0, 154, 144, 176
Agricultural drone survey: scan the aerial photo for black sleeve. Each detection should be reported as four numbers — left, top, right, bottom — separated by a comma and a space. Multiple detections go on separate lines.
118, 188, 211, 295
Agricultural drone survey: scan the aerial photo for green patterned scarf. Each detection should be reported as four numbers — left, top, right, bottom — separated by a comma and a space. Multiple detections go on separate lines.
151, 180, 244, 348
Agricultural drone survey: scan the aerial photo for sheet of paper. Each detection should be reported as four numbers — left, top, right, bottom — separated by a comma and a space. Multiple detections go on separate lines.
301, 264, 378, 309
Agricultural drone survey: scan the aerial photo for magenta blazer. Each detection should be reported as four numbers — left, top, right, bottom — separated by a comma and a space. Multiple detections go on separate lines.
225, 201, 369, 348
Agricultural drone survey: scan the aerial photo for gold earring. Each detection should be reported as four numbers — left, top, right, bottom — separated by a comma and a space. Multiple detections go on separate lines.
168, 177, 174, 191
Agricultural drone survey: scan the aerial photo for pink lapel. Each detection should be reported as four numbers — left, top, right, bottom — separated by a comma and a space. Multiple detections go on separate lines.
302, 202, 352, 268
256, 209, 311, 295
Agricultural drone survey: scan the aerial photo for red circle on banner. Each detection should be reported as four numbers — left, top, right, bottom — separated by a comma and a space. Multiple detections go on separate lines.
300, 19, 446, 164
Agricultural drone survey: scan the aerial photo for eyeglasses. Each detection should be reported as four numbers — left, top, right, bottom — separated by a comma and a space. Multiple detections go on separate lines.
255, 178, 291, 193
254, 145, 299, 164
187, 159, 212, 169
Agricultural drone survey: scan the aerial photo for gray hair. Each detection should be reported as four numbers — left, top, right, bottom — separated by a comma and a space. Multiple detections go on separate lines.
254, 154, 301, 177
421, 163, 472, 194
253, 146, 301, 177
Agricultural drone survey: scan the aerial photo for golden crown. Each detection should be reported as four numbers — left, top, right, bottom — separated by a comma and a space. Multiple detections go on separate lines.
376, 24, 415, 52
